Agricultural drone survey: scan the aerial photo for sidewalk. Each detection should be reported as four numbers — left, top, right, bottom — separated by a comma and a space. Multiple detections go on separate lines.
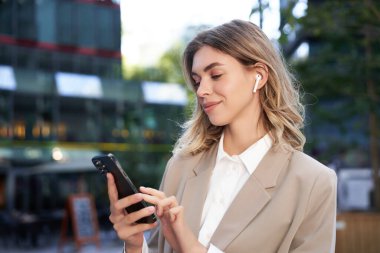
0, 230, 125, 253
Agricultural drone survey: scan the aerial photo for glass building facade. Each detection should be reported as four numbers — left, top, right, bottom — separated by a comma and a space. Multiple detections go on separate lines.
0, 0, 122, 77
0, 0, 186, 241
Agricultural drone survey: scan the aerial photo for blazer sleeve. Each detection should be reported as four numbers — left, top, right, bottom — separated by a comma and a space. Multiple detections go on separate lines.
290, 168, 337, 253
146, 156, 176, 253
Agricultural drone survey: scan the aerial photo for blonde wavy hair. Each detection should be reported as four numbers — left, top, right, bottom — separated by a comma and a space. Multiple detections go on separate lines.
173, 19, 305, 156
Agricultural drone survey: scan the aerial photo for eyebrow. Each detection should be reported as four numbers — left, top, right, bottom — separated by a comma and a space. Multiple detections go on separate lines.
191, 62, 224, 76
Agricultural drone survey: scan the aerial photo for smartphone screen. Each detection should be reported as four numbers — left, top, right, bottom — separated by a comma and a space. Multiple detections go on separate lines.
92, 153, 157, 224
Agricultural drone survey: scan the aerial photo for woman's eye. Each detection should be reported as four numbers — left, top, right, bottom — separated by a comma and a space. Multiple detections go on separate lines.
211, 74, 222, 80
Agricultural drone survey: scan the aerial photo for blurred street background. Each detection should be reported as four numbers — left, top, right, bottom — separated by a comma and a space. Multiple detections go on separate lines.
0, 0, 379, 252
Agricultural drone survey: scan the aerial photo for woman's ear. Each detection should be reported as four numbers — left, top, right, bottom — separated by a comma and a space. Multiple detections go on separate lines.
252, 63, 269, 93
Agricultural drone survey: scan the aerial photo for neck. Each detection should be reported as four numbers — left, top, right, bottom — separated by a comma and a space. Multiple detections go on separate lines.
222, 95, 267, 155
223, 119, 266, 156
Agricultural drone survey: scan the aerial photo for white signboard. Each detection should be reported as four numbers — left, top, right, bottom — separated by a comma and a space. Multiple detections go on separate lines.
0, 65, 16, 90
55, 72, 102, 98
338, 168, 373, 211
142, 81, 188, 106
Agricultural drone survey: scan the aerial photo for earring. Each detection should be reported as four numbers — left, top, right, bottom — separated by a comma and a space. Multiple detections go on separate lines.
253, 74, 262, 93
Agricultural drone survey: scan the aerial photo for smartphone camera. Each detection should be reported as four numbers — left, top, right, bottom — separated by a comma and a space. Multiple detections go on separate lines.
93, 159, 107, 174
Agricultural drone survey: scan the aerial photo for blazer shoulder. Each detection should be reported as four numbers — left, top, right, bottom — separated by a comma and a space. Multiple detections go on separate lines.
166, 143, 219, 174
165, 150, 203, 174
290, 150, 337, 181
159, 149, 208, 193
288, 151, 337, 215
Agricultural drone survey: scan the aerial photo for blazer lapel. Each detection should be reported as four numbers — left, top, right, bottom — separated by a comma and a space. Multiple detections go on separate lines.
181, 144, 218, 237
210, 148, 292, 250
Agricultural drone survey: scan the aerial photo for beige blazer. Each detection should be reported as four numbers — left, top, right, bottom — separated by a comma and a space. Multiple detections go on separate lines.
147, 143, 337, 253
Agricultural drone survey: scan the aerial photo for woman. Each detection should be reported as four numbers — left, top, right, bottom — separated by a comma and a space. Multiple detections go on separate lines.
108, 19, 337, 253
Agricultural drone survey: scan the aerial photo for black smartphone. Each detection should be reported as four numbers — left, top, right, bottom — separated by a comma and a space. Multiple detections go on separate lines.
91, 153, 157, 224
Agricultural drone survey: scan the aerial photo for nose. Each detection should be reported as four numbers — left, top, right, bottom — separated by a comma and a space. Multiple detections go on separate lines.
196, 79, 212, 97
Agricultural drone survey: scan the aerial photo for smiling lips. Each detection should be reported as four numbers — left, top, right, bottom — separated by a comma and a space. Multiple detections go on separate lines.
202, 101, 221, 113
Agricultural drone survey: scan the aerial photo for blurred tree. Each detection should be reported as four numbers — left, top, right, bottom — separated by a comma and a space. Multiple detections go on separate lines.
123, 42, 185, 84
275, 0, 380, 211
249, 0, 270, 29
122, 24, 211, 120
156, 42, 186, 84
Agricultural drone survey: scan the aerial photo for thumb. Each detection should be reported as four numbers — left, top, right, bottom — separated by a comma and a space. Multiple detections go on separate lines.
169, 206, 184, 222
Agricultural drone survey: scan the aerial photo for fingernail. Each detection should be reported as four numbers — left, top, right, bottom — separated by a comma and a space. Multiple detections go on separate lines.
148, 206, 155, 212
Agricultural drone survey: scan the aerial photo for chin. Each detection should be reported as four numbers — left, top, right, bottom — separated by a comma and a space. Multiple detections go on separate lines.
208, 117, 229, 127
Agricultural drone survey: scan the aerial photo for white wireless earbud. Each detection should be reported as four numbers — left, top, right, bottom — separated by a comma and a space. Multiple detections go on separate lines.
253, 74, 262, 93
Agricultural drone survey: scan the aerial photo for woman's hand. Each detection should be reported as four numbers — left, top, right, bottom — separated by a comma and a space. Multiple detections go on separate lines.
140, 187, 207, 253
164, 205, 207, 253
139, 186, 181, 251
107, 173, 157, 253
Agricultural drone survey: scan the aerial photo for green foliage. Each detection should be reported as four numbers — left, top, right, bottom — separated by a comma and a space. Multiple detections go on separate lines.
157, 42, 186, 84
123, 64, 168, 82
278, 0, 302, 45
279, 0, 380, 168
293, 1, 380, 102
123, 42, 186, 85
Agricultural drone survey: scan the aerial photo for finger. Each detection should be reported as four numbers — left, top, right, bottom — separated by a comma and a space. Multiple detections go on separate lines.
107, 173, 124, 216
107, 173, 119, 205
166, 205, 183, 222
140, 186, 166, 199
169, 211, 176, 222
156, 196, 178, 216
114, 193, 143, 212
109, 212, 125, 224
114, 206, 156, 230
115, 220, 157, 240
126, 205, 156, 225
169, 206, 184, 216
140, 194, 161, 206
